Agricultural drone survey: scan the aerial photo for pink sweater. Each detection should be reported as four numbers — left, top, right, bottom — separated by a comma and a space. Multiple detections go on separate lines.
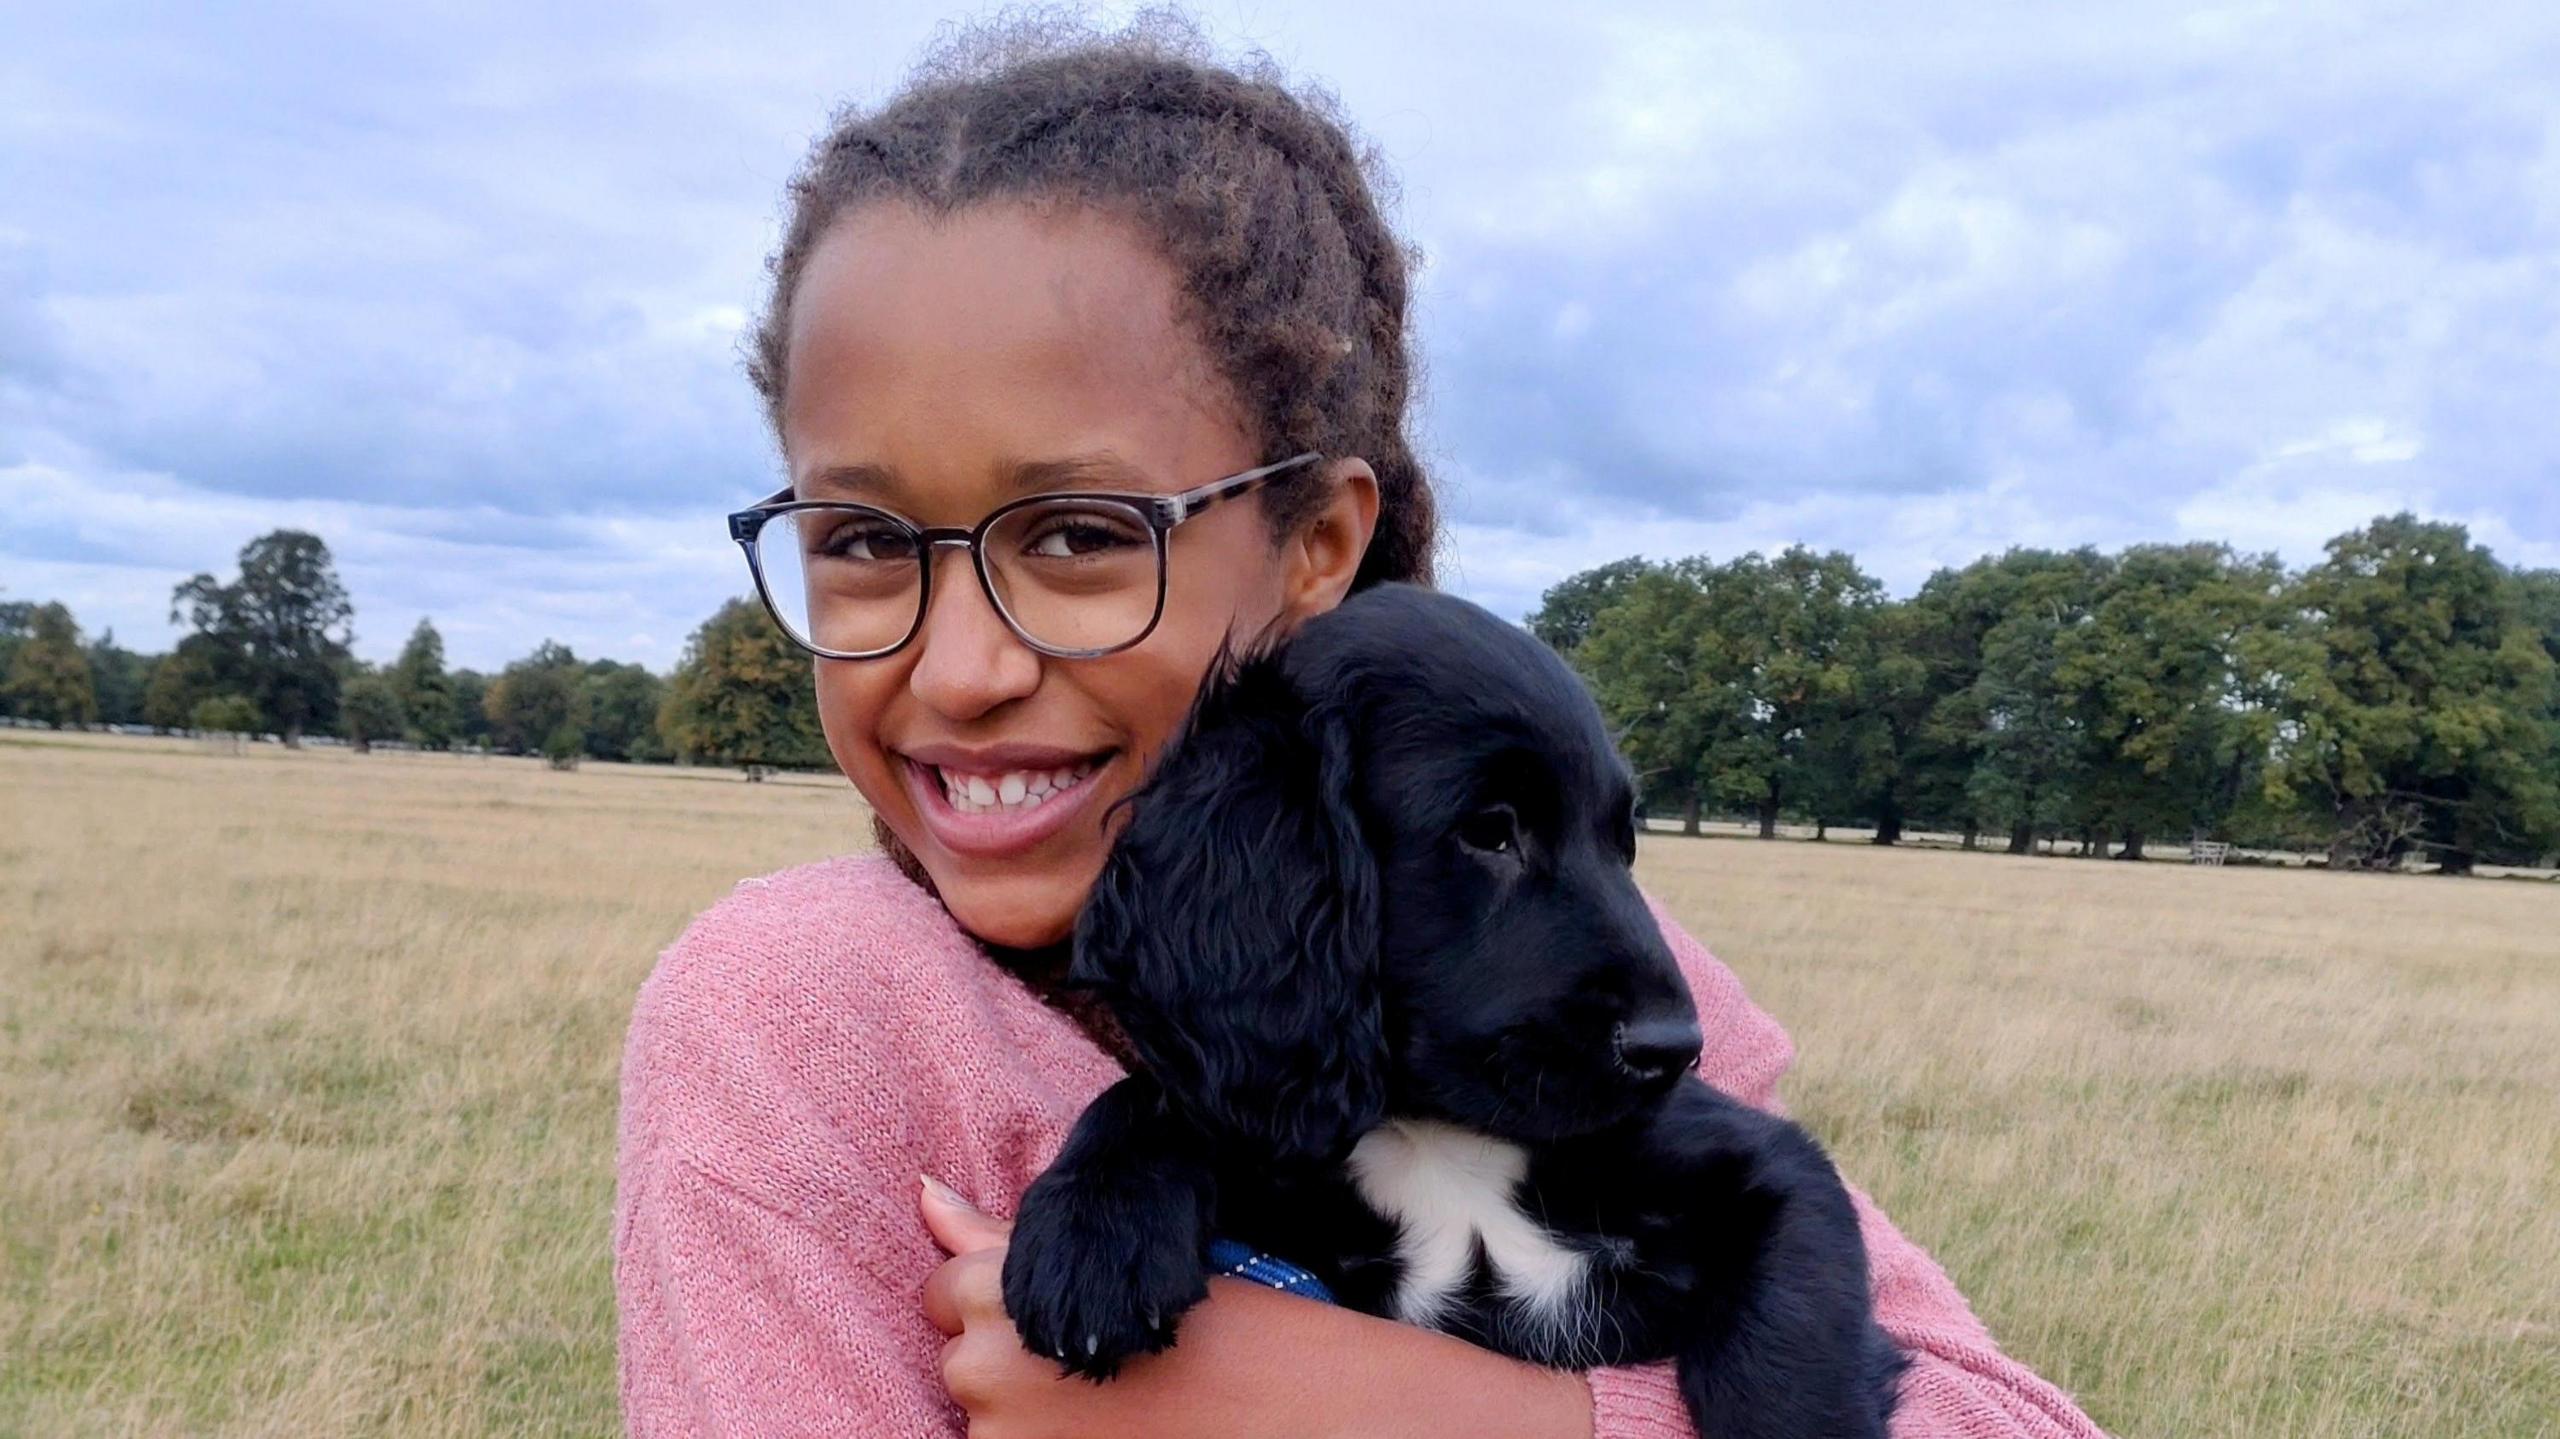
616, 855, 2108, 1438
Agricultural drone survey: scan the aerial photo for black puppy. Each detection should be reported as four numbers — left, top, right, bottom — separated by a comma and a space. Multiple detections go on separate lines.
1003, 585, 1902, 1438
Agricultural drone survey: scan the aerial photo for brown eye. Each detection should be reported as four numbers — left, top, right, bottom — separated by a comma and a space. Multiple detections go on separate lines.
1457, 804, 1519, 855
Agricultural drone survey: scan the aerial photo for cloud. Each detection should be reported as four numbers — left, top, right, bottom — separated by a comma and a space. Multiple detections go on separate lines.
2, 0, 2555, 670
0, 440, 752, 671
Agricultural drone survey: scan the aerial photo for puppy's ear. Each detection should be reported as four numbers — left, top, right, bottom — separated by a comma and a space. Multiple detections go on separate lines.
1071, 652, 1385, 1164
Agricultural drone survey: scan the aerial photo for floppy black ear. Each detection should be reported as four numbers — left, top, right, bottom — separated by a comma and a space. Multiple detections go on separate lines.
1071, 652, 1385, 1165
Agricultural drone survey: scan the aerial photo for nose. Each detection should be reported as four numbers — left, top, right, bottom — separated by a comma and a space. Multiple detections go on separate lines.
906, 548, 1042, 720
1614, 1015, 1703, 1086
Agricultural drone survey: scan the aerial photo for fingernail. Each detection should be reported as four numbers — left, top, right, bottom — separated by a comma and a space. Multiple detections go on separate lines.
919, 1173, 969, 1208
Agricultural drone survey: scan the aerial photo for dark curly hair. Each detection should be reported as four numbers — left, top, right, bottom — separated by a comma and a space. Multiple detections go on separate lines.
748, 8, 1438, 590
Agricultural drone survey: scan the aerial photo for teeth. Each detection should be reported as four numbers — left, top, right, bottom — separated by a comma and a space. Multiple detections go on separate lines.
936, 761, 1098, 815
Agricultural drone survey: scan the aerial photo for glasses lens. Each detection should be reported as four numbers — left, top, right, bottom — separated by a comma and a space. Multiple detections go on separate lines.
754, 508, 923, 656
982, 499, 1162, 654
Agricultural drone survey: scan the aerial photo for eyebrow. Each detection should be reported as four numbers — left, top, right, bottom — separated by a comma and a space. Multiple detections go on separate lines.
795, 453, 1160, 502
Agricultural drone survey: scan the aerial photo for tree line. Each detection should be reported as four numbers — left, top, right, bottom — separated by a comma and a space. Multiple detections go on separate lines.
11, 515, 2556, 871
1, 530, 829, 771
1530, 513, 2560, 873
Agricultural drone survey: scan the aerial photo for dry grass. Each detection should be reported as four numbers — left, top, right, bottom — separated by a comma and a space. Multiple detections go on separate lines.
3, 731, 2554, 1437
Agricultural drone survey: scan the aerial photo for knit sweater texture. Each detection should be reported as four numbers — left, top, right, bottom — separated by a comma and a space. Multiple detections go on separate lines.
615, 854, 2108, 1437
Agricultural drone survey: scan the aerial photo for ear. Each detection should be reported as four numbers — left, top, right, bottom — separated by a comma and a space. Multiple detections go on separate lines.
1280, 458, 1380, 624
1071, 653, 1386, 1164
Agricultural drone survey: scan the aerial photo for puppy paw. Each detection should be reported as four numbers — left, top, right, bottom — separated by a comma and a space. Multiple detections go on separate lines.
1001, 1163, 1210, 1380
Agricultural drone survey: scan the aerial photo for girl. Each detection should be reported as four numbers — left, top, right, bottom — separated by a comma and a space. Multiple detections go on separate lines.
615, 18, 2106, 1438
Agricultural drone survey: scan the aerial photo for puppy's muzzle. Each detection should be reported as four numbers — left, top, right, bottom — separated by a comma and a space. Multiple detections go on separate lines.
1612, 1015, 1704, 1092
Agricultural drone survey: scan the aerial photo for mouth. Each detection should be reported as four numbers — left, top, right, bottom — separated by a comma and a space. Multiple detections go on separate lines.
925, 757, 1103, 816
896, 745, 1119, 860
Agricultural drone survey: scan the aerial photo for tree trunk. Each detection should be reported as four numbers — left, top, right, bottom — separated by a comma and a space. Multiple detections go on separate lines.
2007, 823, 2033, 855
2435, 847, 2476, 877
2118, 830, 2145, 861
1814, 818, 1828, 842
1961, 820, 1980, 851
1757, 794, 1780, 840
1681, 791, 1701, 837
1873, 810, 1903, 846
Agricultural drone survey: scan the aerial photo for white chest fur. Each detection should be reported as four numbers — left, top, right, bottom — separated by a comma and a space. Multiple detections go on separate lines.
1345, 1119, 1592, 1331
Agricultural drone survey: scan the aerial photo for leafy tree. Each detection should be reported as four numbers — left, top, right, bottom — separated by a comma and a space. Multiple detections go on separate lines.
1576, 560, 1716, 831
543, 723, 586, 771
2054, 544, 2286, 858
143, 639, 221, 731
0, 600, 33, 687
190, 693, 262, 736
1914, 549, 2108, 851
389, 619, 459, 749
659, 599, 831, 769
1528, 557, 1656, 655
169, 530, 354, 744
1969, 604, 2085, 854
448, 669, 493, 748
484, 641, 588, 755
1967, 554, 2111, 853
2272, 515, 2560, 872
1570, 549, 1882, 840
3, 602, 99, 727
1697, 548, 1882, 839
2518, 569, 2560, 667
1862, 580, 1987, 845
1829, 600, 1937, 844
86, 631, 152, 726
339, 672, 409, 754
581, 660, 670, 762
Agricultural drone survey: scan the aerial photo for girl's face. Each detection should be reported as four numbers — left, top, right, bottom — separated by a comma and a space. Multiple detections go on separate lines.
781, 201, 1379, 949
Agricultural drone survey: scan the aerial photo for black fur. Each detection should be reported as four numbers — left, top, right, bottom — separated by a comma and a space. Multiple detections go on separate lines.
1003, 585, 1903, 1437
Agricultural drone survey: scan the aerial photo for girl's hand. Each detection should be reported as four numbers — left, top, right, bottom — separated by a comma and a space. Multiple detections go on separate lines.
918, 1174, 1593, 1439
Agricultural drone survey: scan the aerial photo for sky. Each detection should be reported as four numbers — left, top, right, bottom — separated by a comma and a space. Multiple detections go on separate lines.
4, 1, 2558, 671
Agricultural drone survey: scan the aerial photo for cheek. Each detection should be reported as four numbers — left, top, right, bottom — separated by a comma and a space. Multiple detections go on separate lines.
1161, 510, 1292, 643
814, 661, 904, 790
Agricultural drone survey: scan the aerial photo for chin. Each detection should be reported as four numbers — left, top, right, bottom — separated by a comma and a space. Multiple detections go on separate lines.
928, 864, 1087, 952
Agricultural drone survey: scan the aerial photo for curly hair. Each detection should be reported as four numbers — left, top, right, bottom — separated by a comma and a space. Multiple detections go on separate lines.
748, 8, 1437, 589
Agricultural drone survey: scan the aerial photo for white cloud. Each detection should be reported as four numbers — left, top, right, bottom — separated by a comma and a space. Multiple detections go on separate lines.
4, 0, 2556, 670
0, 443, 752, 670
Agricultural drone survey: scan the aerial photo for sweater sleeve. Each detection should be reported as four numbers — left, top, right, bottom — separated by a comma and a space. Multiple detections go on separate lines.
614, 888, 967, 1439
1582, 905, 2110, 1439
618, 1152, 959, 1437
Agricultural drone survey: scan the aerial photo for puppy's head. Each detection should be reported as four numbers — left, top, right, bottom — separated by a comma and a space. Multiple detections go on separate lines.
1072, 584, 1700, 1161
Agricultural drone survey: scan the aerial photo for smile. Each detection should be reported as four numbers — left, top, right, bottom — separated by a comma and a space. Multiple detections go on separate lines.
932, 760, 1101, 815
894, 744, 1122, 861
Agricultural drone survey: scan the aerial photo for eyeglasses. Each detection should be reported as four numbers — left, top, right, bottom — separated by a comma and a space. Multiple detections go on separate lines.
727, 452, 1324, 661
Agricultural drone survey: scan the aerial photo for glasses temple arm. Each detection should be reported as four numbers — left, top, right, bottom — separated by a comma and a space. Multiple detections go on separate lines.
1158, 452, 1324, 525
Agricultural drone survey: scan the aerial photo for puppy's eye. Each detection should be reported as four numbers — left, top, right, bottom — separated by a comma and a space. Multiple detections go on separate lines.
1456, 804, 1519, 856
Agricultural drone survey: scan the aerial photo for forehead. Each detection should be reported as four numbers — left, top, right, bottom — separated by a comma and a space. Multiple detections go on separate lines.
1376, 690, 1626, 806
780, 201, 1249, 512
1328, 612, 1627, 804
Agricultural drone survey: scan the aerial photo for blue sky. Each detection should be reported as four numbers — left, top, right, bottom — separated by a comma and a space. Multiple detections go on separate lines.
4, 1, 2557, 671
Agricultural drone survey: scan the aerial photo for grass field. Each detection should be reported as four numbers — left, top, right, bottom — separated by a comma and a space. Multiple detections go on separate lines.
3, 731, 2555, 1437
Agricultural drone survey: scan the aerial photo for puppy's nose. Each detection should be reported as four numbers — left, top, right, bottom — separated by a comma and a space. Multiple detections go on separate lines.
1614, 1016, 1703, 1083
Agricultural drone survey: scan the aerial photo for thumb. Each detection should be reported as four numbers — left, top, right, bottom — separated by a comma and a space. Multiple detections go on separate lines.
919, 1174, 1013, 1256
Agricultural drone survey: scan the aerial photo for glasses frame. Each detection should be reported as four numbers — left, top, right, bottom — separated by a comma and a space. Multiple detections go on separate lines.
727, 451, 1325, 661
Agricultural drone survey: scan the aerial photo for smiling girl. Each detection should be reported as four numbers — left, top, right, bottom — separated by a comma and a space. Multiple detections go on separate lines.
614, 17, 2105, 1438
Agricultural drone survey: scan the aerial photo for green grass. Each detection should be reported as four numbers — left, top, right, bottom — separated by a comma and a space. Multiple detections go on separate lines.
5, 731, 2556, 1436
